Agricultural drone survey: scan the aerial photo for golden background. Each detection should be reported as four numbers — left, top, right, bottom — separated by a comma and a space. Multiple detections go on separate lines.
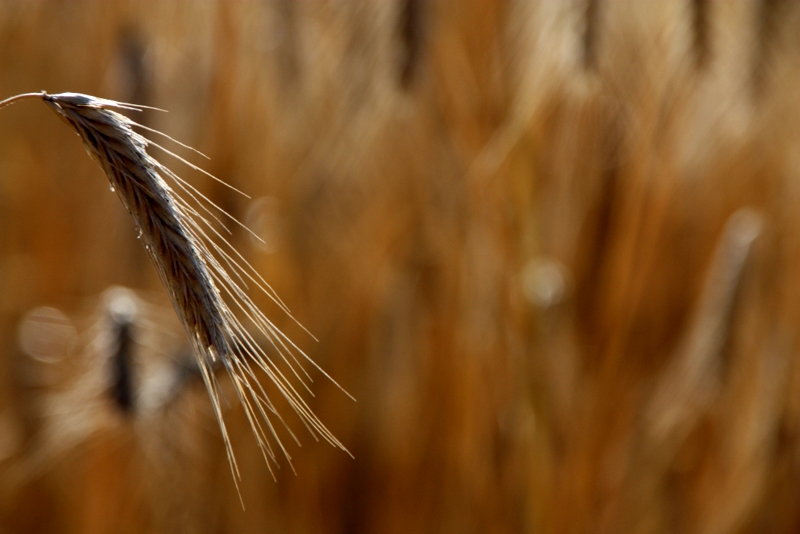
2, 1, 800, 532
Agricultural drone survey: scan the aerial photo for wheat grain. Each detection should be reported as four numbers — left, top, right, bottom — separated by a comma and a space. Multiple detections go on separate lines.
0, 91, 349, 480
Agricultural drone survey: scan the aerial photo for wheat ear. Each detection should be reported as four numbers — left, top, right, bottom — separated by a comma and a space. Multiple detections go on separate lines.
0, 91, 349, 478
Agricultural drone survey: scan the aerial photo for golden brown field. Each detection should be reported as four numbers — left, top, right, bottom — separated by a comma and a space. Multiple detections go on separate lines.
2, 1, 800, 532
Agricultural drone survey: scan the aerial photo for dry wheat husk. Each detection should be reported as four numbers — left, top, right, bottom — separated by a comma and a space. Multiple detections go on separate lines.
0, 91, 348, 479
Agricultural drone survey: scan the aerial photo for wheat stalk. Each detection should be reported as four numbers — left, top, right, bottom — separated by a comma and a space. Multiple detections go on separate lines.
0, 91, 349, 480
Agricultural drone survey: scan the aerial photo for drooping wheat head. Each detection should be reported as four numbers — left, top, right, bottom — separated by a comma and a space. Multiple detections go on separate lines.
0, 91, 348, 479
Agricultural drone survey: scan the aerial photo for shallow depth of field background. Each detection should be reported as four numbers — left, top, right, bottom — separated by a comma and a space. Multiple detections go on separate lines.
3, 1, 800, 533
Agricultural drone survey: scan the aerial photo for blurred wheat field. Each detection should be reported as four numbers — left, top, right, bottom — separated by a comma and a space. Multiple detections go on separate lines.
3, 1, 800, 533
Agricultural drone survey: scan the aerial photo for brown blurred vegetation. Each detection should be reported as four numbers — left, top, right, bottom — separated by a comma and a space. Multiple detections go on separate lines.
2, 1, 800, 532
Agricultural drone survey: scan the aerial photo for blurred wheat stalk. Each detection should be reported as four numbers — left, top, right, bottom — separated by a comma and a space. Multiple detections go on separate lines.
0, 91, 347, 479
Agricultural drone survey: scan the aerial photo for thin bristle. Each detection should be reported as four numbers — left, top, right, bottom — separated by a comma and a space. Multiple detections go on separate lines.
32, 91, 347, 470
